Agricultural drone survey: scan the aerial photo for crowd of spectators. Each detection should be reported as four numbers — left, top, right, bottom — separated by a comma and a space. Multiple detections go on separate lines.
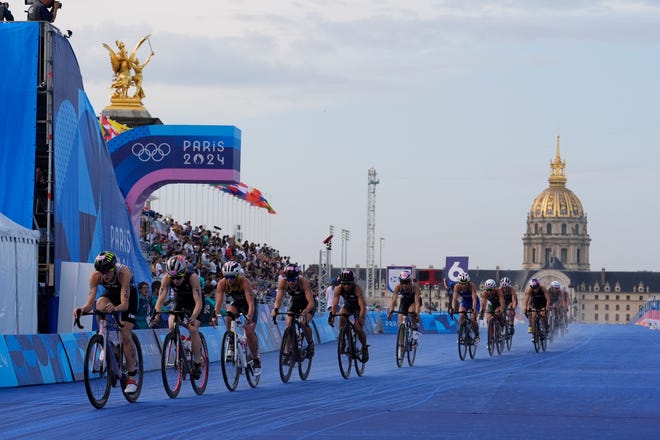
133, 211, 319, 329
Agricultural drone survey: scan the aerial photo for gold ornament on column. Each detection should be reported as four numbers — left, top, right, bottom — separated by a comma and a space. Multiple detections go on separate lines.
102, 35, 155, 110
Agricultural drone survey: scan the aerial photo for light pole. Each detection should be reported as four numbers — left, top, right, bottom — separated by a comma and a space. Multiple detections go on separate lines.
378, 237, 384, 296
341, 229, 350, 269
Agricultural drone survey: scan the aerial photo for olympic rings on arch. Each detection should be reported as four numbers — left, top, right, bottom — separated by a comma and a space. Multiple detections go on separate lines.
131, 142, 172, 162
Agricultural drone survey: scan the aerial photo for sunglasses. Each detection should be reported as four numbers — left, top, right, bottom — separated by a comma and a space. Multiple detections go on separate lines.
340, 282, 353, 286
101, 267, 116, 275
225, 275, 237, 280
171, 275, 184, 281
286, 278, 298, 282
400, 280, 411, 284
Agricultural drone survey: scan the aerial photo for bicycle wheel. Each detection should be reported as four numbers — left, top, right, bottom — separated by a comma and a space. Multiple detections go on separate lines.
221, 331, 240, 391
539, 318, 548, 352
468, 324, 477, 359
122, 333, 143, 403
297, 323, 313, 381
279, 327, 295, 383
505, 324, 513, 351
533, 315, 541, 353
406, 327, 417, 367
547, 310, 555, 343
457, 322, 468, 361
84, 334, 111, 409
496, 321, 504, 355
191, 333, 209, 395
487, 319, 495, 357
246, 351, 260, 388
161, 332, 182, 398
352, 327, 366, 377
395, 324, 406, 367
337, 326, 353, 379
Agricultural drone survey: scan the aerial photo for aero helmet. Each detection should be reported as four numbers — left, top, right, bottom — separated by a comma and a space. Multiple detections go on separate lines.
458, 272, 470, 284
399, 271, 412, 282
500, 277, 511, 288
529, 278, 540, 288
94, 251, 117, 273
166, 255, 187, 277
485, 279, 497, 289
550, 280, 561, 289
339, 269, 355, 284
222, 261, 241, 277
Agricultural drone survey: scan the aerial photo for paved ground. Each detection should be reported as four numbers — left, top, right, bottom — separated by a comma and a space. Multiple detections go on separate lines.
3, 324, 659, 439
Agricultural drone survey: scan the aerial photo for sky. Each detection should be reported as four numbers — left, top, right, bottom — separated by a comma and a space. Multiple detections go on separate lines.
38, 0, 660, 272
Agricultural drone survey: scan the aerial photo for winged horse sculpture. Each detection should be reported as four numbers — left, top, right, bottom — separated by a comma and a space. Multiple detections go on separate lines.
102, 35, 154, 102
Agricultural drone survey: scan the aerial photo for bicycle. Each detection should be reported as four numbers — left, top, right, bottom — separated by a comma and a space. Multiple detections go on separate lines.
503, 307, 515, 351
390, 311, 418, 368
451, 309, 478, 361
274, 311, 314, 383
157, 310, 209, 398
219, 310, 260, 391
330, 313, 367, 379
486, 311, 504, 356
74, 311, 144, 409
527, 307, 548, 353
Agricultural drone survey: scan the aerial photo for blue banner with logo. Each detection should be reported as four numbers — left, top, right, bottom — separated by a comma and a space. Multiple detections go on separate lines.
107, 125, 241, 231
445, 256, 469, 283
0, 22, 39, 227
51, 31, 151, 297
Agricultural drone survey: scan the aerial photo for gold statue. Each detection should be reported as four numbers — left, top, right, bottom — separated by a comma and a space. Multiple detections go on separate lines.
102, 35, 155, 108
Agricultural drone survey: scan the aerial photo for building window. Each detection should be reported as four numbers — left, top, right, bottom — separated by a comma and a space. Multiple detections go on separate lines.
615, 295, 619, 300
605, 313, 609, 321
581, 304, 584, 310
532, 248, 536, 263
595, 304, 599, 311
594, 313, 598, 321
626, 314, 630, 321
626, 295, 630, 301
545, 248, 551, 263
605, 295, 609, 300
561, 248, 567, 262
605, 304, 609, 311
577, 249, 581, 263
546, 224, 552, 235
581, 313, 585, 320
561, 224, 567, 235
615, 314, 619, 322
639, 296, 643, 301
615, 305, 620, 311
595, 295, 599, 300
626, 305, 630, 311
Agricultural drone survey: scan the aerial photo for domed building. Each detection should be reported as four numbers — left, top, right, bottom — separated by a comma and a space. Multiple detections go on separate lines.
522, 135, 590, 271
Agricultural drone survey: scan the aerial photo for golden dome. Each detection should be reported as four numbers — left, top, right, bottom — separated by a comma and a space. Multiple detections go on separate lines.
529, 135, 585, 219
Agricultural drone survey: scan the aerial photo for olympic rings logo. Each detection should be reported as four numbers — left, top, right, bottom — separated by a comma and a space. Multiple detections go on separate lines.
131, 142, 172, 162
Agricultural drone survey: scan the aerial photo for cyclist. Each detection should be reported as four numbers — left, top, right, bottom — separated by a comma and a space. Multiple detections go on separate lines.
386, 270, 421, 345
73, 251, 139, 394
500, 277, 518, 334
152, 255, 204, 380
212, 261, 262, 375
479, 279, 505, 350
524, 278, 550, 339
271, 264, 316, 358
328, 269, 369, 362
547, 280, 565, 330
449, 272, 480, 343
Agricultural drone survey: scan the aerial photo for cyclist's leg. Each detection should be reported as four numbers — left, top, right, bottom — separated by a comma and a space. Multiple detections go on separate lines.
119, 315, 137, 373
188, 315, 202, 364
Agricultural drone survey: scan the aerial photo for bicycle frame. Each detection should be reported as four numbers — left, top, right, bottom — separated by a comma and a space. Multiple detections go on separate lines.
331, 312, 366, 379
219, 311, 259, 391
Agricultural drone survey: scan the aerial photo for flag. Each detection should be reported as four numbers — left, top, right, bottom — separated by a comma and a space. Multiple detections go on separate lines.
213, 183, 275, 214
99, 115, 129, 142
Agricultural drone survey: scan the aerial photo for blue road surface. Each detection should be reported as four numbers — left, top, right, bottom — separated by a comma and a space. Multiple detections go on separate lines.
2, 324, 659, 439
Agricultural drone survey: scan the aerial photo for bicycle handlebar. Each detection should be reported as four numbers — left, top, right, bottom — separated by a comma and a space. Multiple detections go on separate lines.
73, 310, 124, 329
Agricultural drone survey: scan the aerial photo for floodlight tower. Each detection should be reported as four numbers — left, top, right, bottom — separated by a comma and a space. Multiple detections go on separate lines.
366, 167, 379, 299
318, 225, 334, 309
